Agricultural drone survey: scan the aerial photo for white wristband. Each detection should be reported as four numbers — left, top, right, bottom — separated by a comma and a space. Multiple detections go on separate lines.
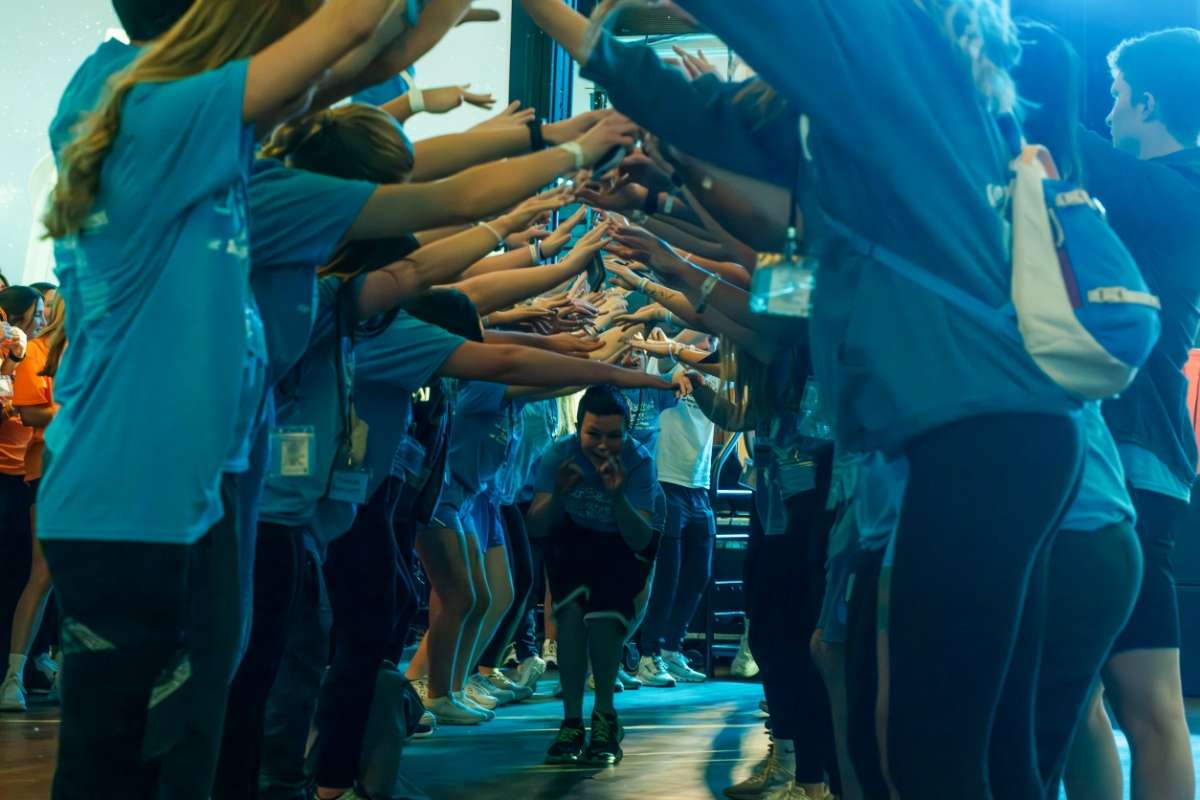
695, 272, 719, 314
408, 86, 425, 114
557, 141, 585, 170
663, 193, 677, 215
529, 242, 540, 264
637, 276, 649, 293
479, 221, 505, 247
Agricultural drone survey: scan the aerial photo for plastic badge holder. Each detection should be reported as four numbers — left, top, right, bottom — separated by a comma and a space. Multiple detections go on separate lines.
270, 426, 315, 478
749, 254, 816, 318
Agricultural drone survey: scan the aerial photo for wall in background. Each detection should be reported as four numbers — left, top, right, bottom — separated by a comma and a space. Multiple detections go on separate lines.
1, 1, 514, 285
1, 2, 119, 284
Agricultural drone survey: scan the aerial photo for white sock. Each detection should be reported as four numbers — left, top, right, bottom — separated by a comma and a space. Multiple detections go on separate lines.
776, 738, 797, 775
6, 654, 27, 682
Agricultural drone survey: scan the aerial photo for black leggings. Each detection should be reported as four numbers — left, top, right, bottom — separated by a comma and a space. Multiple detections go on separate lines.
514, 501, 548, 662
389, 477, 422, 658
479, 503, 534, 668
213, 523, 306, 800
746, 457, 839, 788
1111, 488, 1185, 652
883, 412, 1083, 799
313, 479, 404, 789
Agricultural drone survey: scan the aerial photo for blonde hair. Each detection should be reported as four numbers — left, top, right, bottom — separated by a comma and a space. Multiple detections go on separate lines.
37, 295, 68, 379
915, 0, 1020, 113
44, 0, 321, 239
260, 104, 416, 184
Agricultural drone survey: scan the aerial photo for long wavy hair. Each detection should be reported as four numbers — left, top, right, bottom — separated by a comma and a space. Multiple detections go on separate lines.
717, 340, 808, 429
260, 103, 415, 184
44, 0, 321, 239
915, 0, 1021, 113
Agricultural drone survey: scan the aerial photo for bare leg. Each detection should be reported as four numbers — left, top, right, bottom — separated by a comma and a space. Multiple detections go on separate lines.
1104, 648, 1194, 800
587, 619, 625, 717
412, 527, 476, 699
473, 546, 514, 675
8, 528, 54, 665
812, 630, 862, 800
1063, 684, 1123, 800
544, 583, 558, 642
556, 603, 588, 720
454, 539, 490, 692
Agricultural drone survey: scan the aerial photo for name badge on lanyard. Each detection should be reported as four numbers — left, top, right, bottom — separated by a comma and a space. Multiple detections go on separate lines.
269, 426, 315, 478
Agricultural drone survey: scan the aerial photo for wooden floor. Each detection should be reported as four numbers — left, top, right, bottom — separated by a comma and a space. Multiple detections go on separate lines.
4, 677, 1200, 799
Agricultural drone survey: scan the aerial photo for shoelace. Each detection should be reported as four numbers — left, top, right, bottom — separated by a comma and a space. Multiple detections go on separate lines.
652, 656, 670, 674
557, 725, 584, 744
591, 715, 614, 743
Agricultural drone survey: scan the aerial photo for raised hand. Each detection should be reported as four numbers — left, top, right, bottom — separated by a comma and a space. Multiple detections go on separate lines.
499, 188, 574, 231
610, 224, 686, 276
540, 207, 589, 259
544, 331, 604, 358
598, 456, 626, 495
419, 84, 497, 114
459, 5, 503, 24
471, 100, 538, 131
574, 113, 639, 166
612, 303, 671, 331
555, 458, 587, 496
672, 370, 696, 399
545, 109, 612, 145
504, 223, 550, 249
575, 180, 648, 214
672, 46, 717, 80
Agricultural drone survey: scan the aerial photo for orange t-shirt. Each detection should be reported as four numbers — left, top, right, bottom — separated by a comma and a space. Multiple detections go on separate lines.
11, 338, 55, 482
1185, 349, 1200, 476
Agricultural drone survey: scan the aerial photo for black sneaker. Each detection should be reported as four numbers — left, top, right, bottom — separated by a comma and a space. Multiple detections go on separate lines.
582, 711, 624, 766
545, 719, 587, 764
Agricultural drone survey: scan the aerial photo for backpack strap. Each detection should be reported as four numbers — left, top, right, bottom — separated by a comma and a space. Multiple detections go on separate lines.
821, 216, 1021, 343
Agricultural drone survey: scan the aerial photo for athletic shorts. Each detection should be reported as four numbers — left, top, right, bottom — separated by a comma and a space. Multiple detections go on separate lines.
1111, 487, 1186, 653
430, 480, 505, 551
545, 514, 659, 630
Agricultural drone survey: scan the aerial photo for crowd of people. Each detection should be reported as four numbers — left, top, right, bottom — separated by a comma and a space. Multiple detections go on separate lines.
2, 1, 1200, 799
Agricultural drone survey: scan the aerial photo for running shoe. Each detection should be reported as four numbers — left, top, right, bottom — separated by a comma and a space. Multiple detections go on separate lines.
469, 673, 516, 705
542, 639, 558, 669
453, 690, 496, 721
586, 673, 624, 693
0, 675, 26, 712
731, 621, 760, 678
662, 650, 706, 683
616, 668, 642, 690
485, 670, 532, 702
500, 642, 520, 669
515, 655, 547, 692
636, 655, 676, 688
545, 719, 587, 764
724, 743, 793, 799
412, 710, 438, 738
424, 695, 487, 726
581, 711, 624, 766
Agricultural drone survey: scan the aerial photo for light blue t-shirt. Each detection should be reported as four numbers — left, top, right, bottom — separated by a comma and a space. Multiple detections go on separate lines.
260, 275, 368, 532
1117, 443, 1193, 503
533, 435, 663, 533
496, 399, 561, 506
1061, 405, 1138, 532
619, 386, 678, 456
41, 60, 256, 544
248, 158, 375, 387
312, 311, 463, 540
448, 380, 523, 495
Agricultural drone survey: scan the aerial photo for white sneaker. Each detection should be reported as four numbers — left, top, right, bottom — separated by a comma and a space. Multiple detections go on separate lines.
731, 621, 760, 678
0, 674, 26, 712
425, 694, 487, 726
636, 655, 676, 688
662, 650, 706, 683
31, 653, 60, 698
469, 673, 514, 705
617, 668, 642, 690
484, 670, 532, 702
542, 639, 558, 669
457, 688, 497, 719
515, 655, 547, 692
586, 673, 624, 693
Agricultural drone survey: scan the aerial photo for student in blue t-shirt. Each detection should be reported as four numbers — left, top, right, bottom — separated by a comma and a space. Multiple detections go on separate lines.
527, 386, 667, 768
1062, 27, 1200, 800
652, 2, 1092, 796
37, 2, 396, 796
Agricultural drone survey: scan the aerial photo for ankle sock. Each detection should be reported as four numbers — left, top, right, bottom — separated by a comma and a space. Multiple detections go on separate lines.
6, 654, 27, 682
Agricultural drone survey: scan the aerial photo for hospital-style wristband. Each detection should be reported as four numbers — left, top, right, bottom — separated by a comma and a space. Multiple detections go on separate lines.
408, 85, 426, 114
558, 141, 585, 170
479, 221, 505, 247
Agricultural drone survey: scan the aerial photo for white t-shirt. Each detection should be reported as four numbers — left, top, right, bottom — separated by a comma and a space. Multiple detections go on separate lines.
657, 370, 720, 489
